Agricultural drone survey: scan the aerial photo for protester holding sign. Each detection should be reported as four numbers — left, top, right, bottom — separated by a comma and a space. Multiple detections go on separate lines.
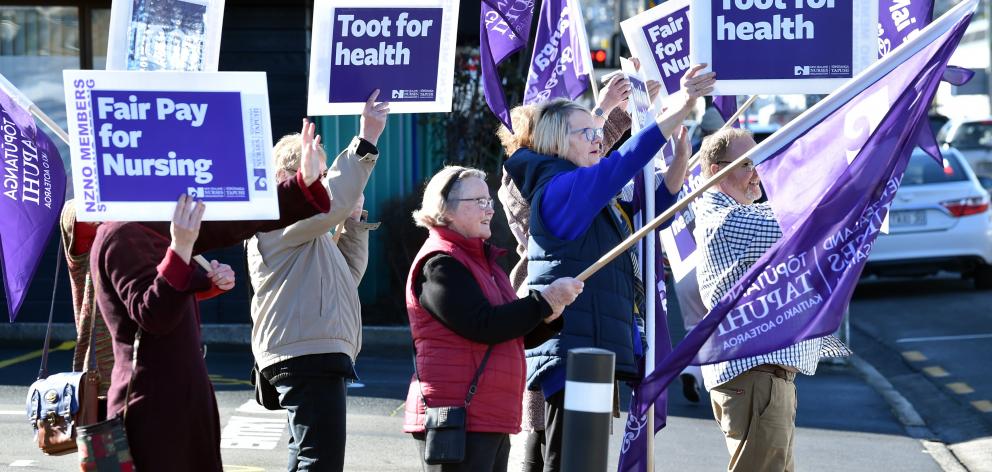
692, 128, 850, 471
502, 64, 713, 471
247, 96, 388, 471
89, 125, 331, 471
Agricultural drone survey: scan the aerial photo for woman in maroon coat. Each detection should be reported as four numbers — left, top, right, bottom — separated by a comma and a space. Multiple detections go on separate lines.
90, 120, 330, 471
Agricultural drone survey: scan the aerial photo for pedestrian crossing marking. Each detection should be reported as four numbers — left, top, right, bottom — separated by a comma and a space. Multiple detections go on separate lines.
901, 351, 927, 362
972, 400, 992, 413
946, 383, 974, 395
9, 460, 36, 467
0, 341, 75, 369
221, 415, 286, 450
922, 366, 949, 378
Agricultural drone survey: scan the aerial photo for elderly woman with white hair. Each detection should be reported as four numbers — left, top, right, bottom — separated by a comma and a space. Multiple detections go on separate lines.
402, 165, 583, 471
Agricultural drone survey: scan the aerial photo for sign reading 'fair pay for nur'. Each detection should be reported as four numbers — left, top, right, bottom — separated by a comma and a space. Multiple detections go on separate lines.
308, 0, 459, 115
692, 0, 878, 95
63, 70, 278, 222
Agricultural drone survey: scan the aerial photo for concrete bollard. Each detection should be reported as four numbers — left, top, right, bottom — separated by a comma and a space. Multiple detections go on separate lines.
562, 348, 615, 472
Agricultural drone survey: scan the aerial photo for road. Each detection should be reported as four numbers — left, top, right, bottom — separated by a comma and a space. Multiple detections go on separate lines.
0, 274, 988, 471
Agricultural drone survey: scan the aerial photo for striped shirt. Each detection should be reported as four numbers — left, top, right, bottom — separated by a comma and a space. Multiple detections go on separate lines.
693, 190, 851, 390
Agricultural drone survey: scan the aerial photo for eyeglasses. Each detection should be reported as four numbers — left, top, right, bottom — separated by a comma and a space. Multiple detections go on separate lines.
715, 160, 755, 173
452, 197, 495, 210
569, 127, 604, 142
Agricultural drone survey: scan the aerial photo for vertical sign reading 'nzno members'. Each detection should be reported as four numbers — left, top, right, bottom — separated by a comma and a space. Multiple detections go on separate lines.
691, 0, 878, 95
308, 0, 460, 115
63, 70, 277, 222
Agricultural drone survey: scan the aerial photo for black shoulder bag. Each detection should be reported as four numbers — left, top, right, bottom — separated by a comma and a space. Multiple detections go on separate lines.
414, 345, 493, 465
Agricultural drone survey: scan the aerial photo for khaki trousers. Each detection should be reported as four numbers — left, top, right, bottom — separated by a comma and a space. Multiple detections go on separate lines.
710, 370, 797, 472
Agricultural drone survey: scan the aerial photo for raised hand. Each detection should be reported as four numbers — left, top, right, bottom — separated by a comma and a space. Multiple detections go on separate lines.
680, 63, 716, 103
360, 89, 390, 146
207, 260, 236, 291
169, 194, 205, 264
597, 74, 632, 115
299, 118, 323, 186
656, 64, 716, 138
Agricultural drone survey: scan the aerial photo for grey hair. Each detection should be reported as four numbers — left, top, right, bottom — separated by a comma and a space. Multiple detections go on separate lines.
412, 166, 487, 228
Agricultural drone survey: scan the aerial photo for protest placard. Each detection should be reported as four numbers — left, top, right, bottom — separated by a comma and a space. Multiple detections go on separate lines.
308, 0, 459, 115
106, 0, 225, 72
620, 58, 656, 133
620, 0, 691, 98
690, 0, 877, 95
659, 164, 703, 282
63, 70, 277, 222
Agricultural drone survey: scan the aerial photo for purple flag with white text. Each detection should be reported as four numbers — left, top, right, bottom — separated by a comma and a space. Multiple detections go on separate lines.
627, 0, 977, 425
481, 0, 535, 131
878, 0, 934, 57
523, 0, 590, 105
0, 84, 67, 321
713, 95, 739, 125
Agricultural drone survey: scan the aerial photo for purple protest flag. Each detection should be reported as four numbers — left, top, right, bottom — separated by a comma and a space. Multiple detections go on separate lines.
942, 65, 975, 85
712, 95, 738, 125
878, 0, 935, 57
523, 0, 590, 105
481, 0, 535, 131
0, 85, 67, 321
626, 0, 977, 421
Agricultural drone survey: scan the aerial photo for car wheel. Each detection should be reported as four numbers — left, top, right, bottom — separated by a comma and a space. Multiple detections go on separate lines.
975, 263, 992, 290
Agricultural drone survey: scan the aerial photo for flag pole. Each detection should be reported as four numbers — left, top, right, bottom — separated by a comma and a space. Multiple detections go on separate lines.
0, 73, 71, 145
576, 150, 748, 282
643, 163, 656, 472
589, 73, 601, 106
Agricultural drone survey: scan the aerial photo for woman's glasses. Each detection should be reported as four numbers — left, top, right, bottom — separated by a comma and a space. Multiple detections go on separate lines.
452, 197, 495, 210
570, 127, 604, 142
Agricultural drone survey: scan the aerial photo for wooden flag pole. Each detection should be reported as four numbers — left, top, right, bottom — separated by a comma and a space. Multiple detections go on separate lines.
576, 151, 751, 282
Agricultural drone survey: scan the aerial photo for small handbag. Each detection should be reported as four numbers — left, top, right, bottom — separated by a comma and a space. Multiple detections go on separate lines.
251, 363, 282, 410
26, 255, 101, 456
76, 330, 140, 471
414, 345, 493, 465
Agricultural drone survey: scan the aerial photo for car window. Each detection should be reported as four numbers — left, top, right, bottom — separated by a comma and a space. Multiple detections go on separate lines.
902, 151, 969, 186
949, 122, 992, 150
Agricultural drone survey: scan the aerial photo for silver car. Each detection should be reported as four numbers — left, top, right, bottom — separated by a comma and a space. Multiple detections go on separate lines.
938, 118, 992, 179
866, 147, 992, 290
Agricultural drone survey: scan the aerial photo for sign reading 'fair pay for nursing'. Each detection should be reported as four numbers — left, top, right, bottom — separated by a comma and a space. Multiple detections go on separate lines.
308, 0, 459, 115
63, 70, 278, 222
691, 0, 878, 95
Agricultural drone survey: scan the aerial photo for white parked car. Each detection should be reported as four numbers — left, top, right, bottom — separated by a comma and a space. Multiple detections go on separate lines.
866, 146, 992, 289
938, 118, 992, 179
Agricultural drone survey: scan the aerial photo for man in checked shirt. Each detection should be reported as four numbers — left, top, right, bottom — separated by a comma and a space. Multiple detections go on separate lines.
692, 128, 851, 472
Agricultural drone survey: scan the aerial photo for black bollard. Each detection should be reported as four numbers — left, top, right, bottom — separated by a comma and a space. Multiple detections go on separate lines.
562, 348, 615, 472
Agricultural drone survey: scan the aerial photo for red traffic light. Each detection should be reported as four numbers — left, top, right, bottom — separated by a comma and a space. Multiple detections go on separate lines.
591, 49, 607, 65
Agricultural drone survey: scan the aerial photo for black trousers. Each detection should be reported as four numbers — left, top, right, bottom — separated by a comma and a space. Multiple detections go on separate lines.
542, 391, 566, 472
412, 432, 511, 472
522, 430, 546, 472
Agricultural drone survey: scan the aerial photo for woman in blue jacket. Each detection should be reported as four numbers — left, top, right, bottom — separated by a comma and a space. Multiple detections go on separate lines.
502, 64, 715, 471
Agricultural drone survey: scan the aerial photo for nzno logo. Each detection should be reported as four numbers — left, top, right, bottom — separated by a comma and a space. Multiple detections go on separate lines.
794, 66, 810, 76
392, 90, 404, 99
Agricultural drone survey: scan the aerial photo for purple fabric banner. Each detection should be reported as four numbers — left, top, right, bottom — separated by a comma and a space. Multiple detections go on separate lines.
618, 172, 672, 472
878, 0, 934, 57
481, 0, 535, 131
626, 2, 973, 425
0, 90, 67, 321
523, 0, 589, 105
713, 95, 739, 126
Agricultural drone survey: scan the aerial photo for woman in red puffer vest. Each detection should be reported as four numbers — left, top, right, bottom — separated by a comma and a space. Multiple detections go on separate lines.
403, 166, 583, 471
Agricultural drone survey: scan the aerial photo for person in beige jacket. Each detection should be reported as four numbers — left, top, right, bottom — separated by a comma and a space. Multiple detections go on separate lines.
247, 91, 388, 472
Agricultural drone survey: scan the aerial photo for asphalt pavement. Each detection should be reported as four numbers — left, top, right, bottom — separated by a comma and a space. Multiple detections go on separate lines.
0, 273, 988, 471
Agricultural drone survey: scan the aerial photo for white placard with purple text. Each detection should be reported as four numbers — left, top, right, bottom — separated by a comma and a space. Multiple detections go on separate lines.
691, 0, 878, 95
106, 0, 226, 72
63, 70, 278, 222
308, 0, 459, 115
620, 0, 691, 99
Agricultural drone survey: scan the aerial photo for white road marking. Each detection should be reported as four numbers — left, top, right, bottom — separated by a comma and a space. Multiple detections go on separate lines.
896, 333, 992, 343
235, 400, 286, 415
221, 415, 286, 450
0, 410, 24, 415
9, 460, 36, 467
